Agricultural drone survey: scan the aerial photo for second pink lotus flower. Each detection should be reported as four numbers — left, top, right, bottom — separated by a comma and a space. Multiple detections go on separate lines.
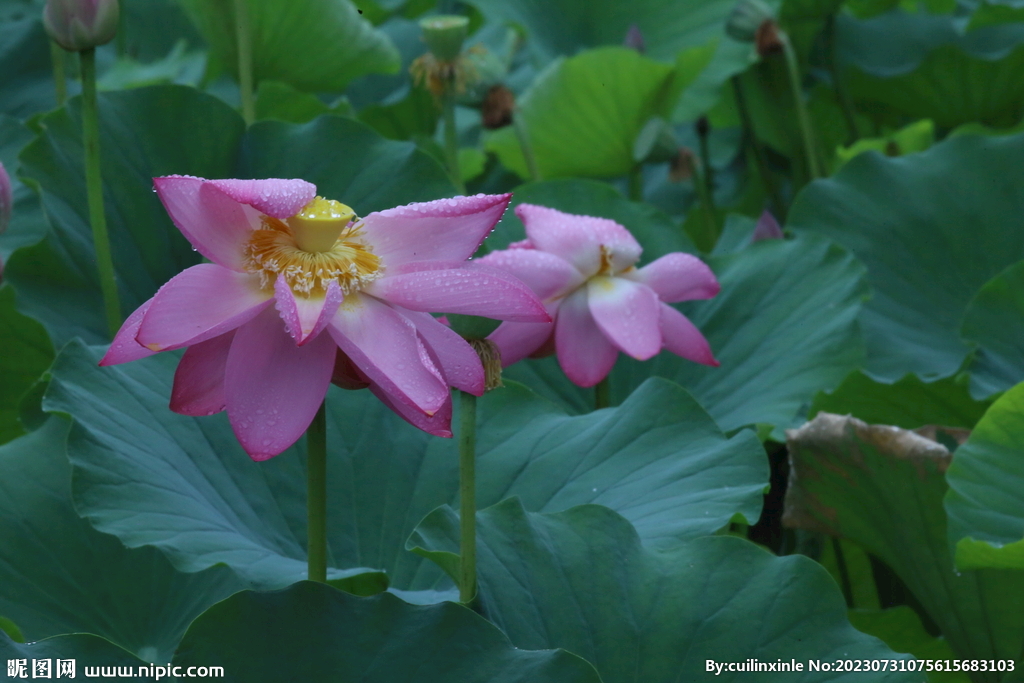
480, 204, 720, 387
101, 177, 549, 460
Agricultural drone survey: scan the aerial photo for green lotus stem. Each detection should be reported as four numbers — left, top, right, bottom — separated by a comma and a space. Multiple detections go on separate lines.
513, 113, 540, 182
594, 376, 611, 410
824, 13, 860, 145
781, 34, 822, 179
443, 92, 465, 193
50, 41, 66, 106
458, 390, 477, 604
731, 76, 784, 217
80, 47, 121, 337
627, 165, 643, 202
306, 401, 328, 583
832, 537, 854, 607
232, 0, 255, 126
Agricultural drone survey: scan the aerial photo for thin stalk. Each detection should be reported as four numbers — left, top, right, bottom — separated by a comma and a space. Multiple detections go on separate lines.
458, 390, 477, 604
627, 165, 643, 202
80, 48, 121, 337
832, 537, 854, 608
50, 41, 66, 106
307, 402, 328, 583
781, 35, 822, 179
443, 92, 465, 193
825, 13, 860, 145
690, 162, 719, 252
594, 376, 611, 410
731, 76, 784, 216
512, 113, 540, 182
697, 124, 715, 203
232, 0, 255, 126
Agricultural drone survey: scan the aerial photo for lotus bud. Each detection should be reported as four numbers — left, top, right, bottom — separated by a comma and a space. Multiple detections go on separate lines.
43, 0, 119, 52
420, 15, 469, 62
0, 162, 11, 236
752, 210, 784, 242
623, 24, 646, 54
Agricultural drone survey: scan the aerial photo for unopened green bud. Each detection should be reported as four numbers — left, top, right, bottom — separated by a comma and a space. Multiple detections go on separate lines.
44, 0, 119, 52
420, 15, 469, 62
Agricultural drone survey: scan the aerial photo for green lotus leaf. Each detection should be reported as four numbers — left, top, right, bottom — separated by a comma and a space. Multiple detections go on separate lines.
961, 261, 1024, 399
0, 418, 243, 661
409, 499, 920, 683
945, 381, 1024, 570
173, 582, 602, 683
45, 341, 766, 594
788, 132, 1024, 382
177, 0, 400, 92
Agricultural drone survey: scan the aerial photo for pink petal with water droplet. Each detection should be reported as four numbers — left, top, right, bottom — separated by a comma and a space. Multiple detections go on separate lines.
626, 252, 719, 303
328, 293, 449, 415
136, 264, 272, 352
399, 309, 485, 395
476, 247, 584, 301
488, 316, 556, 367
660, 303, 718, 366
369, 383, 453, 438
516, 204, 641, 277
224, 307, 336, 461
206, 178, 317, 219
359, 194, 511, 267
171, 331, 234, 416
154, 176, 253, 270
99, 297, 157, 365
366, 262, 549, 323
555, 288, 618, 387
587, 276, 662, 360
274, 277, 344, 346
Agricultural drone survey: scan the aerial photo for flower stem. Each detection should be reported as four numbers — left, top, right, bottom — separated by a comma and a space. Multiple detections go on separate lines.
443, 92, 465, 194
458, 389, 477, 604
80, 48, 121, 338
50, 41, 66, 106
513, 112, 540, 182
781, 34, 821, 180
232, 0, 255, 126
594, 376, 611, 410
731, 76, 784, 217
307, 401, 327, 583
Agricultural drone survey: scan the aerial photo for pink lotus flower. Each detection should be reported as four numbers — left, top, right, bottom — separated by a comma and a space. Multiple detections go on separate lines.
43, 0, 119, 52
479, 204, 720, 387
101, 177, 549, 460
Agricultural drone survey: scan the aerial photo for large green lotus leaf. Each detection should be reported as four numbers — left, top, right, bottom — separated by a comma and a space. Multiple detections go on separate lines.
465, 0, 741, 62
0, 14, 63, 120
838, 11, 1024, 128
1, 632, 145, 681
9, 86, 454, 346
0, 286, 51, 444
486, 47, 676, 179
409, 499, 918, 683
847, 607, 969, 683
45, 341, 766, 593
785, 413, 1024, 668
811, 370, 990, 431
787, 132, 1024, 382
0, 418, 244, 661
174, 583, 601, 683
945, 381, 1024, 570
961, 261, 1024, 399
482, 178, 696, 257
505, 233, 868, 436
177, 0, 399, 93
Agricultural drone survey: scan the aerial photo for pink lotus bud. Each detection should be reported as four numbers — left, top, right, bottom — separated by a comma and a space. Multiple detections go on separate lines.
43, 0, 119, 52
0, 162, 11, 236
